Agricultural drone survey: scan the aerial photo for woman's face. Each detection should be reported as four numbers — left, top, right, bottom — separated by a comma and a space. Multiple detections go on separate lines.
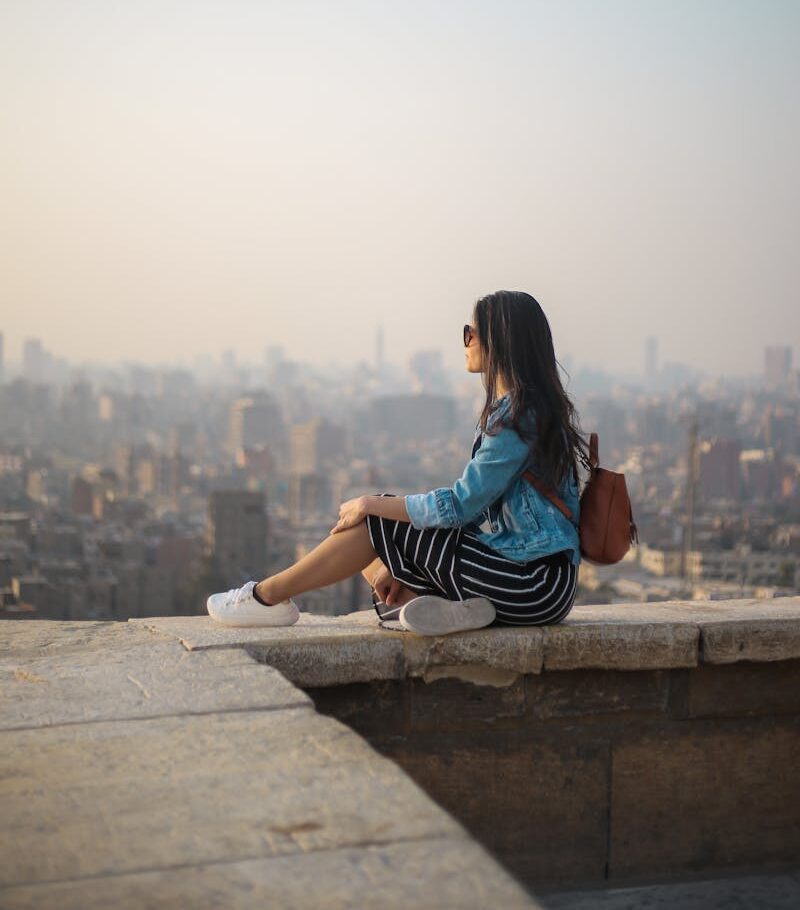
464, 321, 483, 375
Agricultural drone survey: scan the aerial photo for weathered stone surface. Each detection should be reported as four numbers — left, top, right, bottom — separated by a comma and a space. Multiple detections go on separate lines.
410, 674, 527, 731
245, 637, 405, 687
542, 621, 699, 671
565, 599, 756, 623
525, 668, 670, 720
0, 642, 310, 730
383, 734, 610, 885
0, 837, 540, 910
567, 598, 800, 667
132, 599, 800, 679
687, 660, 800, 718
5, 596, 800, 900
702, 618, 800, 664
134, 611, 545, 687
403, 626, 544, 681
1, 619, 172, 660
609, 720, 800, 877
0, 708, 466, 888
308, 679, 409, 738
130, 609, 392, 650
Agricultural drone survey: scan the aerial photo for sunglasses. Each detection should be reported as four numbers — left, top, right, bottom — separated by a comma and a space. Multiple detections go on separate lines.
463, 324, 477, 347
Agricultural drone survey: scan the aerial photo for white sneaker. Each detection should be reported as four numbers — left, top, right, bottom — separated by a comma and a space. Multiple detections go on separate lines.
206, 581, 300, 627
399, 595, 496, 636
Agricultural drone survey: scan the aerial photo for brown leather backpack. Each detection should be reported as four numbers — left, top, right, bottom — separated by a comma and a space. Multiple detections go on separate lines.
522, 432, 638, 565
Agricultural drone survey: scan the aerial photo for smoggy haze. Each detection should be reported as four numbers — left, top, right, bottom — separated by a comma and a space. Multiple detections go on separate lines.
1, 0, 798, 377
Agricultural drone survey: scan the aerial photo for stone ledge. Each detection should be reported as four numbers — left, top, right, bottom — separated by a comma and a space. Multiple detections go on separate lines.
131, 598, 800, 688
0, 838, 538, 910
0, 641, 311, 731
0, 618, 539, 908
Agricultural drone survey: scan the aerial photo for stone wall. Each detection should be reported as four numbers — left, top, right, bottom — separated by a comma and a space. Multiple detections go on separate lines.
131, 597, 800, 894
308, 659, 800, 890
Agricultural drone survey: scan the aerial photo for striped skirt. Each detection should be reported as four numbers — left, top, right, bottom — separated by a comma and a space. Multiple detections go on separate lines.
365, 493, 577, 626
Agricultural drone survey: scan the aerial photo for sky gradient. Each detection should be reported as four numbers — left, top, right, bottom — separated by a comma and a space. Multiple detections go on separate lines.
2, 0, 798, 377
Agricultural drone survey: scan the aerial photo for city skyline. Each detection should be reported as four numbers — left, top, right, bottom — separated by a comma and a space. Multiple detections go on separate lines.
0, 326, 795, 388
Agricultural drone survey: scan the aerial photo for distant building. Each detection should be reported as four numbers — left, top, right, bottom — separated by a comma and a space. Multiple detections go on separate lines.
368, 393, 457, 442
765, 345, 792, 388
639, 544, 683, 577
698, 438, 741, 501
686, 545, 797, 588
288, 473, 333, 524
291, 417, 348, 474
206, 490, 268, 583
763, 405, 799, 456
227, 394, 283, 455
740, 448, 784, 502
639, 400, 670, 447
70, 477, 95, 516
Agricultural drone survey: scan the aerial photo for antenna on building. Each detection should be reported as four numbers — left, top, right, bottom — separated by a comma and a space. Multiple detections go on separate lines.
680, 417, 699, 582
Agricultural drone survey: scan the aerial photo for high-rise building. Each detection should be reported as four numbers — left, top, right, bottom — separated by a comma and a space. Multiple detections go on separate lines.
288, 473, 333, 524
763, 405, 799, 455
291, 417, 348, 474
227, 394, 283, 455
765, 346, 792, 388
206, 490, 269, 583
698, 438, 742, 502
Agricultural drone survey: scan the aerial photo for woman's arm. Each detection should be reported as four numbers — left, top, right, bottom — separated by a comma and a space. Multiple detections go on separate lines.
363, 495, 412, 522
403, 421, 532, 528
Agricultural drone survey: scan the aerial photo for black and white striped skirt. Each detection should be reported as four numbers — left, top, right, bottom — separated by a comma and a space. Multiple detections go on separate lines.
365, 493, 577, 626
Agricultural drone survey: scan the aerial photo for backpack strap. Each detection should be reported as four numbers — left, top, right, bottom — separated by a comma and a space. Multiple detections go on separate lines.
522, 469, 575, 523
523, 431, 599, 526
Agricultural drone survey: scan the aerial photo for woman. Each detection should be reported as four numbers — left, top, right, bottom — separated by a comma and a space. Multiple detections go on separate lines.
207, 290, 589, 635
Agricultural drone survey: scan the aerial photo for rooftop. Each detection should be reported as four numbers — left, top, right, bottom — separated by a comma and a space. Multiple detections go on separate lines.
2, 598, 800, 908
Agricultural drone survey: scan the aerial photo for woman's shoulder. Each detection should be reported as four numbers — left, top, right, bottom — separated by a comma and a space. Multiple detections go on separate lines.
480, 393, 537, 438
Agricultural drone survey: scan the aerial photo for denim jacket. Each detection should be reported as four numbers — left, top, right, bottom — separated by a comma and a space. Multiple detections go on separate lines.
404, 394, 581, 566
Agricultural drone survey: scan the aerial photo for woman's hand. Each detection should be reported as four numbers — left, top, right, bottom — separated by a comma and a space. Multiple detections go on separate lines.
330, 496, 370, 534
371, 563, 405, 606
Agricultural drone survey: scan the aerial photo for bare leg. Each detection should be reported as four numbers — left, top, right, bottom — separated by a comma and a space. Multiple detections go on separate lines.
361, 556, 384, 588
256, 522, 378, 605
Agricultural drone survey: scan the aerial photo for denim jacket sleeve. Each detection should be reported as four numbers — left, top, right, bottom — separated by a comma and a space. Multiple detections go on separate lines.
404, 418, 533, 529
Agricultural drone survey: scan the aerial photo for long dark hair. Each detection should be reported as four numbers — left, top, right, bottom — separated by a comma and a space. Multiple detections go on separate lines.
474, 289, 590, 491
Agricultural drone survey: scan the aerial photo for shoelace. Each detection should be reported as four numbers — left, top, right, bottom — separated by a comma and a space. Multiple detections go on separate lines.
225, 582, 255, 605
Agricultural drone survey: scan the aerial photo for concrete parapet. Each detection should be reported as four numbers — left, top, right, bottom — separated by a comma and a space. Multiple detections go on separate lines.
0, 617, 538, 909
3, 597, 800, 903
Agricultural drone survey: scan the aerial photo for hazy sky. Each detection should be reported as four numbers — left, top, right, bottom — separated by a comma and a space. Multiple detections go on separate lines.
2, 0, 798, 377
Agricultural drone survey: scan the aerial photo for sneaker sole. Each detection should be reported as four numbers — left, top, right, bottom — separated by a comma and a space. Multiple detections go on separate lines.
399, 596, 496, 636
207, 598, 300, 627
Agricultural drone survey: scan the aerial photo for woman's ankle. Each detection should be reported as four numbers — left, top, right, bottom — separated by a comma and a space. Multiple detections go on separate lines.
253, 580, 278, 605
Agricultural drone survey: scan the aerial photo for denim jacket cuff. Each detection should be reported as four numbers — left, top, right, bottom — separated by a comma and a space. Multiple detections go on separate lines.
404, 490, 456, 528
